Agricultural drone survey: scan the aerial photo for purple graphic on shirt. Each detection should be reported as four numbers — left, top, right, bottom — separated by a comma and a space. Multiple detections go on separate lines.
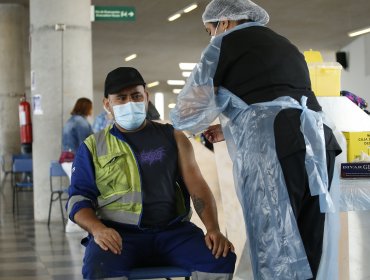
138, 147, 166, 165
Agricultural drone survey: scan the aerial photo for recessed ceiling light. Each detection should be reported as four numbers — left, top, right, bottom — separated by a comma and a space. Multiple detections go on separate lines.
183, 3, 198, 13
167, 80, 185, 86
125, 54, 137, 61
168, 3, 197, 22
168, 13, 181, 22
182, 71, 192, 77
173, 89, 181, 94
179, 63, 196, 70
147, 81, 159, 88
348, 26, 370, 37
168, 103, 176, 109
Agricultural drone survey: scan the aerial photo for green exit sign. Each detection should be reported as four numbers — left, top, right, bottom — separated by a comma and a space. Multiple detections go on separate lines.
92, 6, 136, 21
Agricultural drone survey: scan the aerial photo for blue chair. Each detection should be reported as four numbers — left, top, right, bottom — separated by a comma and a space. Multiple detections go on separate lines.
10, 154, 32, 188
1, 154, 31, 193
12, 157, 33, 213
128, 266, 191, 280
48, 161, 69, 227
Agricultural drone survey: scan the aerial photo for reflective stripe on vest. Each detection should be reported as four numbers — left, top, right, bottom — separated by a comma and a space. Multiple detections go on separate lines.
84, 126, 142, 225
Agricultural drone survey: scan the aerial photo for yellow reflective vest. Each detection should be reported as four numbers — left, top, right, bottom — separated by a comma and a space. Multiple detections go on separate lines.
84, 125, 190, 226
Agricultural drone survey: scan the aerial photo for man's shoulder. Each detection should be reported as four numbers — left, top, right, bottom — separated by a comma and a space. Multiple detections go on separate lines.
144, 121, 177, 146
85, 126, 111, 144
84, 126, 116, 155
148, 120, 174, 131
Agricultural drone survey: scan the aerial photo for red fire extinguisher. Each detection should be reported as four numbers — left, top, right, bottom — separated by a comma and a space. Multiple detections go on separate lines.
19, 96, 33, 144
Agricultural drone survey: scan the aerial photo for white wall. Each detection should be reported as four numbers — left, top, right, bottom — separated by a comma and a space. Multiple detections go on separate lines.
341, 34, 370, 103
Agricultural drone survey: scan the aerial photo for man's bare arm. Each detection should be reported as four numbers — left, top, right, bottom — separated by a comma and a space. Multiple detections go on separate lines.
174, 130, 234, 258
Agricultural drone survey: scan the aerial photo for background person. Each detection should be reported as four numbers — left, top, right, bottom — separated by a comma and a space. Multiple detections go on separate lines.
60, 97, 93, 178
170, 0, 342, 279
67, 67, 236, 279
92, 106, 113, 133
60, 97, 93, 232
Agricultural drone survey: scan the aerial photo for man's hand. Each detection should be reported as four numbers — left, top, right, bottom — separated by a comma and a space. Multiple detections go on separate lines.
92, 226, 122, 255
203, 124, 225, 143
74, 208, 123, 255
205, 229, 235, 259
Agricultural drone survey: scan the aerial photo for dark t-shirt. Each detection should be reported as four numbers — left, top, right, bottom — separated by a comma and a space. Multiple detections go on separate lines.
120, 121, 179, 228
213, 26, 341, 157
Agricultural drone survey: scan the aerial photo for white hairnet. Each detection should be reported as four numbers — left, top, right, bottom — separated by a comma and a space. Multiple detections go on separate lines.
202, 0, 269, 25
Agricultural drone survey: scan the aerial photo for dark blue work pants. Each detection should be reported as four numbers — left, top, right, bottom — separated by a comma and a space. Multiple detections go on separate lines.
82, 221, 236, 279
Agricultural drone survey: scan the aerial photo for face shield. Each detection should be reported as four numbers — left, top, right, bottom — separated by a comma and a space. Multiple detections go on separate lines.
209, 21, 221, 42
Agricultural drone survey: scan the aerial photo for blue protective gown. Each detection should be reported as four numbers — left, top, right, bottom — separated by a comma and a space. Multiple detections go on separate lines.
170, 22, 340, 280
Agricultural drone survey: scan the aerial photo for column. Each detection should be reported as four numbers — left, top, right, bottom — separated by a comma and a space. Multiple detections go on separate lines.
30, 0, 93, 222
0, 4, 25, 156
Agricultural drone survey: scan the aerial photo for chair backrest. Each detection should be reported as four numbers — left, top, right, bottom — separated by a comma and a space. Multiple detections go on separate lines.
50, 161, 69, 192
50, 161, 68, 177
12, 154, 32, 160
12, 158, 33, 173
1, 154, 32, 174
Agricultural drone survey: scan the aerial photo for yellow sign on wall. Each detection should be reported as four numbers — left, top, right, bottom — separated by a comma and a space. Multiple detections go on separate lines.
342, 131, 370, 162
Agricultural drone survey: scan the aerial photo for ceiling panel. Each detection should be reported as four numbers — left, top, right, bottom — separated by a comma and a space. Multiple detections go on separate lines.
1, 0, 370, 94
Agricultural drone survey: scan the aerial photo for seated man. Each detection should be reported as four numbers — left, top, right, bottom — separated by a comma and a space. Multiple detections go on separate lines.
67, 67, 236, 279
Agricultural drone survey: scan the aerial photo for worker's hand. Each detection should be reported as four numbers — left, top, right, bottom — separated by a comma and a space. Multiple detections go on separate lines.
205, 229, 235, 259
92, 226, 122, 255
203, 124, 225, 143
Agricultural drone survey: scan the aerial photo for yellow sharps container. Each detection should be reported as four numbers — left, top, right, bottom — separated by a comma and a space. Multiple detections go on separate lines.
304, 49, 342, 97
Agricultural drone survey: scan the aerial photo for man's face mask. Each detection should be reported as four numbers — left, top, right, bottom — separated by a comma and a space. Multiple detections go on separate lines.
112, 101, 146, 130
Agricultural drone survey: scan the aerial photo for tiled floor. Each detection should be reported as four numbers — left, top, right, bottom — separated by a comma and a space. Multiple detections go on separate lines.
0, 179, 188, 280
0, 183, 85, 280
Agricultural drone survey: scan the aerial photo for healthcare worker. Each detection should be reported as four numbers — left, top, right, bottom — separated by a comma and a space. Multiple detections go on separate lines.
170, 0, 342, 279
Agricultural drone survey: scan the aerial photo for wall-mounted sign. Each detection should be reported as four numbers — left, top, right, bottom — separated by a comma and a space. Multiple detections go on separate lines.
91, 6, 136, 22
32, 94, 43, 115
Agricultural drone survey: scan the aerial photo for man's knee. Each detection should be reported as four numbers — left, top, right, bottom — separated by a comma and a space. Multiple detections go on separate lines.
82, 240, 130, 279
194, 251, 237, 275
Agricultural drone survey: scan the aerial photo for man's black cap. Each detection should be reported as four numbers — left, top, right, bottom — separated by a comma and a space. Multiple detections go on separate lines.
104, 67, 146, 97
